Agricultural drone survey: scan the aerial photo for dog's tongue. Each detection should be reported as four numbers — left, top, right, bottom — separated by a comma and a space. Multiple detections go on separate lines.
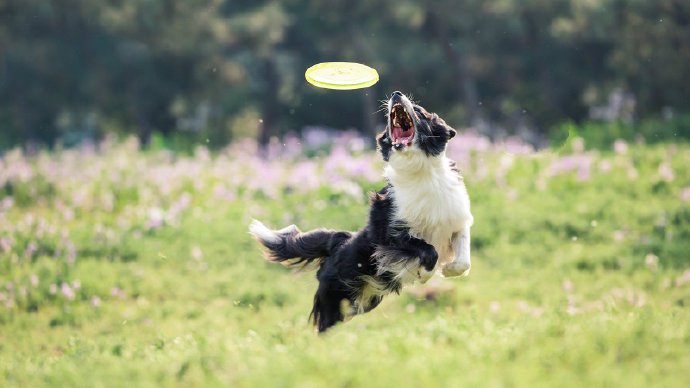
392, 126, 414, 145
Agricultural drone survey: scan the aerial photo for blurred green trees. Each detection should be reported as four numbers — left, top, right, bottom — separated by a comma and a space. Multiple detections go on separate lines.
1, 0, 689, 148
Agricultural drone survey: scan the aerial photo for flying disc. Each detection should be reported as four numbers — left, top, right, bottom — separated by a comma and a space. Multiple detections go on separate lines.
305, 62, 379, 90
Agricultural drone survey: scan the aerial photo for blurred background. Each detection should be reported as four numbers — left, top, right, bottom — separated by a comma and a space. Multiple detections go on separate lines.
2, 2, 690, 384
1, 0, 689, 151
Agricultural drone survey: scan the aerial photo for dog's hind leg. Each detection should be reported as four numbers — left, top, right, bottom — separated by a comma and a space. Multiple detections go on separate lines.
442, 225, 471, 277
311, 286, 350, 333
310, 263, 354, 333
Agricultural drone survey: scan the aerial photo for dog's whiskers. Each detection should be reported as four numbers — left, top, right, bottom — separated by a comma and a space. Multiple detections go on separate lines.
374, 106, 389, 115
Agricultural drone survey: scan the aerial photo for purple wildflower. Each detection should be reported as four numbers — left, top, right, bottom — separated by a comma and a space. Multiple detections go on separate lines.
60, 282, 75, 300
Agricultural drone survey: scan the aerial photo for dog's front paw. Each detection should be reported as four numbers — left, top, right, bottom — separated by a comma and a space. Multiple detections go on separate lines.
441, 261, 471, 278
418, 246, 438, 272
417, 268, 434, 284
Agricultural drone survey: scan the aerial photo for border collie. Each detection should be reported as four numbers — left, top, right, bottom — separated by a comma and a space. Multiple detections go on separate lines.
250, 91, 473, 332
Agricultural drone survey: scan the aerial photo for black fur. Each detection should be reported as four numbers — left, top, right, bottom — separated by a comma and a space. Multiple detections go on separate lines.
251, 92, 457, 333
253, 186, 435, 333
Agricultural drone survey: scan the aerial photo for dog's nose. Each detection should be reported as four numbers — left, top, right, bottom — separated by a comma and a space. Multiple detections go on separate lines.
391, 91, 403, 98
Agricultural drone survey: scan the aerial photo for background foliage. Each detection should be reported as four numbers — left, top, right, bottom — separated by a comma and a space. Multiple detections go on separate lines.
2, 2, 690, 386
1, 0, 690, 149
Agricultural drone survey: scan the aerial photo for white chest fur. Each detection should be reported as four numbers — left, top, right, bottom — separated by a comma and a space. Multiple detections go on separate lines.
385, 150, 473, 265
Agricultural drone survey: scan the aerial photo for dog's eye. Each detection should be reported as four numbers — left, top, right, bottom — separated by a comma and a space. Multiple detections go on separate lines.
413, 106, 430, 120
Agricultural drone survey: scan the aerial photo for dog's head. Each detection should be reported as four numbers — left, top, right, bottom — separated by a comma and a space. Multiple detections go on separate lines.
376, 91, 456, 162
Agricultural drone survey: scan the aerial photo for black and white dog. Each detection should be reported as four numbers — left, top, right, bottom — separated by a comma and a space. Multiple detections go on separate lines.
250, 91, 473, 332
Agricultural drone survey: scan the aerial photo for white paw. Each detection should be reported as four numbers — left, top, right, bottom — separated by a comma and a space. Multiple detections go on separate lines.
417, 268, 435, 284
441, 261, 471, 278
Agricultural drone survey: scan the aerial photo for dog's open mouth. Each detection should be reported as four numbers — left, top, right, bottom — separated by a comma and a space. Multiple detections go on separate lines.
390, 104, 415, 147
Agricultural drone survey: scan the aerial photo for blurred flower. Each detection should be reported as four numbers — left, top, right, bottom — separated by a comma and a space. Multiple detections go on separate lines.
302, 127, 333, 149
675, 270, 690, 287
213, 184, 236, 202
60, 282, 75, 300
332, 180, 362, 201
25, 241, 38, 257
577, 163, 591, 181
565, 303, 579, 316
30, 275, 39, 287
286, 160, 320, 192
613, 139, 628, 154
599, 159, 612, 172
658, 162, 675, 182
644, 254, 659, 272
0, 197, 13, 212
100, 192, 115, 212
495, 154, 514, 187
148, 207, 166, 230
613, 230, 627, 241
111, 287, 126, 299
503, 138, 534, 155
64, 239, 77, 265
608, 287, 646, 308
516, 300, 543, 317
489, 301, 501, 314
348, 137, 366, 152
91, 296, 102, 307
167, 192, 192, 222
191, 246, 203, 260
0, 237, 12, 253
548, 155, 592, 181
446, 131, 493, 164
572, 137, 585, 153
681, 187, 690, 202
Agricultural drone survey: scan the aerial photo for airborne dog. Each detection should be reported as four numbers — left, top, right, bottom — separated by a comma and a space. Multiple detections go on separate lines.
250, 91, 473, 332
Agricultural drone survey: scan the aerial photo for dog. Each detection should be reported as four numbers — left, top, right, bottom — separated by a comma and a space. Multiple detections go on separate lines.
249, 91, 473, 332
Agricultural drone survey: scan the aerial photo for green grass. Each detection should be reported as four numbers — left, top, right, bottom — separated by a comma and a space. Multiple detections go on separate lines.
1, 138, 689, 387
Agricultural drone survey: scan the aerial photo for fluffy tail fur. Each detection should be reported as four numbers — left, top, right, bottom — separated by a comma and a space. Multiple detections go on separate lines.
249, 220, 350, 267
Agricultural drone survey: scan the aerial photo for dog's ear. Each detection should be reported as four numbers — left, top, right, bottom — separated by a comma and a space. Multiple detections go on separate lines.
376, 128, 392, 161
376, 127, 391, 148
376, 128, 389, 145
432, 115, 456, 140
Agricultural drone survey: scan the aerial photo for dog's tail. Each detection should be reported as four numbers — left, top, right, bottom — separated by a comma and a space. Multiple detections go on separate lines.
249, 220, 351, 268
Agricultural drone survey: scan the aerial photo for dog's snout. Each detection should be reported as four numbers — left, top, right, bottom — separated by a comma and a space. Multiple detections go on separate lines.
390, 91, 404, 102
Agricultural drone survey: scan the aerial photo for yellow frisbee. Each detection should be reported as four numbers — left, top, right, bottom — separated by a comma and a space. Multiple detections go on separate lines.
305, 62, 379, 90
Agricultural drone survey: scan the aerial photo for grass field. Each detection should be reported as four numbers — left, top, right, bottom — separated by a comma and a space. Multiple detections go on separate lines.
1, 133, 689, 387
